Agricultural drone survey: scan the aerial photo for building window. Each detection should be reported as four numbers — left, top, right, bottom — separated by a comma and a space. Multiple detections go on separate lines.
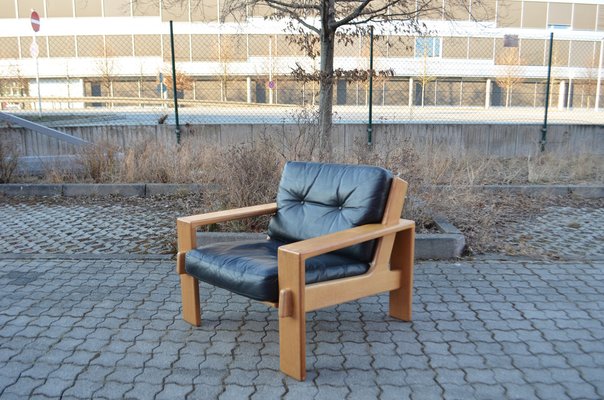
547, 24, 571, 30
415, 37, 441, 58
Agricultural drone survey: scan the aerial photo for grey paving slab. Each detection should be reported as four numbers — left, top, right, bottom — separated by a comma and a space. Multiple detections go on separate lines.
503, 206, 604, 260
0, 198, 180, 255
0, 257, 603, 399
2, 195, 603, 261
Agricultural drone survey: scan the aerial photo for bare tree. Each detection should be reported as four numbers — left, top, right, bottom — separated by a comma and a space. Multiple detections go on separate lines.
1, 64, 29, 109
415, 38, 437, 106
226, 0, 449, 157
581, 56, 599, 109
152, 0, 481, 157
96, 43, 117, 107
164, 69, 194, 98
495, 48, 524, 107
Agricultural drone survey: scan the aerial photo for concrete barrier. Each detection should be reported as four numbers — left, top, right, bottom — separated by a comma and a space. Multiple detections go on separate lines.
0, 184, 62, 197
3, 123, 602, 158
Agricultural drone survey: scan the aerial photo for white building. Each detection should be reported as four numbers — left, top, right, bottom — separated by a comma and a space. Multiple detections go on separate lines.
0, 0, 603, 111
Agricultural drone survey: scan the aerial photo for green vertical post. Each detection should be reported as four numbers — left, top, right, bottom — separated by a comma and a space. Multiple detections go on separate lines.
367, 26, 374, 146
170, 20, 181, 144
541, 32, 554, 152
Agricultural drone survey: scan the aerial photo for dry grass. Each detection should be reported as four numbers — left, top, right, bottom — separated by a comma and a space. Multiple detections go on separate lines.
202, 139, 283, 232
23, 126, 602, 255
0, 140, 19, 183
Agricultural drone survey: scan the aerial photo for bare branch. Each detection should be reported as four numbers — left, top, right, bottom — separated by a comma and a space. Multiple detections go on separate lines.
332, 0, 371, 29
265, 0, 320, 11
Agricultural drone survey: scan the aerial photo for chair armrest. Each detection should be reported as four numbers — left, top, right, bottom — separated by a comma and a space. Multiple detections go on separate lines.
278, 219, 415, 261
177, 202, 277, 229
176, 203, 278, 268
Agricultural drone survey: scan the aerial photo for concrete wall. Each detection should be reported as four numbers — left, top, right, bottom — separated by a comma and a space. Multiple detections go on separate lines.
2, 123, 602, 157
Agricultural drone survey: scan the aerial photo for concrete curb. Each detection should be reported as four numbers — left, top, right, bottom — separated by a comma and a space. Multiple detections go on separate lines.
0, 183, 206, 197
2, 183, 602, 198
196, 217, 466, 261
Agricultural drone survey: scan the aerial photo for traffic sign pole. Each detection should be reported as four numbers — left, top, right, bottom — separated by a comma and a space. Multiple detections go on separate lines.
31, 10, 42, 116
34, 38, 42, 116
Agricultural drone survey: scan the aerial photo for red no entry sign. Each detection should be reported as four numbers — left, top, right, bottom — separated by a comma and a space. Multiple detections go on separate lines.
31, 11, 40, 32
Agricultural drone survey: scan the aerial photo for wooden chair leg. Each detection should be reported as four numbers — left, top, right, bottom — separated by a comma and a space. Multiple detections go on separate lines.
279, 307, 306, 380
278, 250, 306, 381
389, 227, 415, 321
180, 274, 201, 326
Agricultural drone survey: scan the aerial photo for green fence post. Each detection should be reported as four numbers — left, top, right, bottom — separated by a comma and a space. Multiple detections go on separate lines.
367, 26, 374, 146
540, 32, 554, 153
170, 20, 181, 145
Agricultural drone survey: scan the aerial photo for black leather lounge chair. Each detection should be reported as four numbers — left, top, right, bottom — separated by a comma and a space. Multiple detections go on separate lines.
176, 161, 415, 380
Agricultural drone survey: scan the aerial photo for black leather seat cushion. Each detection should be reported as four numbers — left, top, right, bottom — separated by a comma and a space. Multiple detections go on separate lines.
185, 239, 369, 302
268, 161, 393, 262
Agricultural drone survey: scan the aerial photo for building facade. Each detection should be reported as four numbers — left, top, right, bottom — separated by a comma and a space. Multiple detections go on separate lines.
0, 0, 603, 111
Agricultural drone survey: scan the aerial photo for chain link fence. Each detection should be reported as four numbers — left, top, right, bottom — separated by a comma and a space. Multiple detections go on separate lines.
1, 23, 603, 126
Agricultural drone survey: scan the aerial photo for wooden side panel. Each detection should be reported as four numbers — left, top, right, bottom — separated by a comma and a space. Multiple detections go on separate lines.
305, 270, 402, 312
389, 227, 415, 321
278, 249, 306, 381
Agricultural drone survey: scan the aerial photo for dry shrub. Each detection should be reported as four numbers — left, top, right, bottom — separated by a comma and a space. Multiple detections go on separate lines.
345, 136, 507, 253
42, 157, 79, 183
0, 140, 19, 183
79, 141, 121, 183
204, 139, 283, 232
257, 107, 322, 162
527, 152, 603, 184
121, 139, 208, 183
66, 139, 212, 184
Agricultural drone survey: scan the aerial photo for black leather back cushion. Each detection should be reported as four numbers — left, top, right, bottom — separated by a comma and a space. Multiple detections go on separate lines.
267, 161, 393, 262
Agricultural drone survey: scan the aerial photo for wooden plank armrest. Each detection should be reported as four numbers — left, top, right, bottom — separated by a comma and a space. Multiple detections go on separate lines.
278, 219, 415, 261
177, 203, 277, 229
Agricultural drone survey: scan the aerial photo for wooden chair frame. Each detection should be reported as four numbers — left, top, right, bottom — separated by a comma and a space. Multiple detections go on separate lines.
176, 177, 415, 380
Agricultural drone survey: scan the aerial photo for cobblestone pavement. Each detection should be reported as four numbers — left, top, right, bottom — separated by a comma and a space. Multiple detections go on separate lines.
504, 206, 604, 260
0, 258, 603, 400
1, 196, 603, 260
0, 198, 183, 255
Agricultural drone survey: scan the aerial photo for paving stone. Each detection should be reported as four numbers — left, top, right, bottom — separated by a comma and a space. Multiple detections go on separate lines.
155, 383, 193, 399
440, 383, 475, 399
32, 377, 74, 398
380, 384, 412, 400
1, 376, 44, 398
218, 385, 255, 400
1, 255, 604, 399
186, 383, 223, 400
123, 382, 162, 400
62, 379, 105, 399
93, 382, 134, 399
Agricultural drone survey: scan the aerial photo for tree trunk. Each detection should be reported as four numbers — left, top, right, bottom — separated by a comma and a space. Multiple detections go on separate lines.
318, 31, 335, 160
318, 0, 336, 160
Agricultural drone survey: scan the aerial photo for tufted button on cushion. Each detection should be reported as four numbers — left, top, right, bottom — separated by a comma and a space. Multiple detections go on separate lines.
185, 239, 369, 302
268, 161, 393, 262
